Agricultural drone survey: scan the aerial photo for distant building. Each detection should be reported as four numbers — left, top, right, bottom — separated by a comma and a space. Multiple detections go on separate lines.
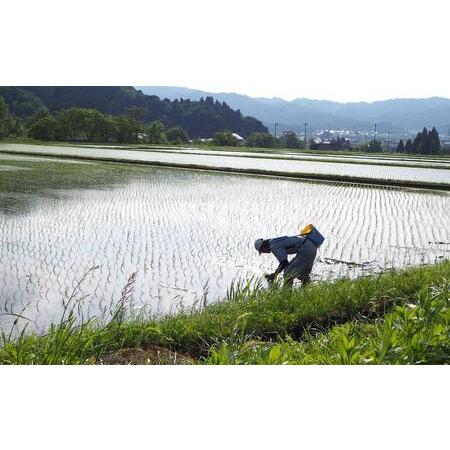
311, 138, 333, 150
311, 137, 351, 150
231, 133, 244, 141
319, 131, 333, 140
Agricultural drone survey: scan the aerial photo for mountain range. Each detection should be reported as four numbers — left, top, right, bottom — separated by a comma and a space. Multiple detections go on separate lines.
136, 86, 450, 136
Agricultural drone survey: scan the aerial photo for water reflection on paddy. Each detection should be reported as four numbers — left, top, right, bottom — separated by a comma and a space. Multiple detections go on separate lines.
1, 153, 449, 332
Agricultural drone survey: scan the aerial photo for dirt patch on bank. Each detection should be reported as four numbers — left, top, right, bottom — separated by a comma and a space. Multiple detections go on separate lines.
98, 345, 195, 365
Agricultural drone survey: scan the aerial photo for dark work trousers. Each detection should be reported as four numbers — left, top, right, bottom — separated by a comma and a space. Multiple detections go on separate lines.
283, 239, 317, 286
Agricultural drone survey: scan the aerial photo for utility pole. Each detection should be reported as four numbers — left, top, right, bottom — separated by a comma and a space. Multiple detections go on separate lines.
304, 122, 308, 150
373, 123, 377, 142
274, 122, 278, 138
387, 130, 391, 152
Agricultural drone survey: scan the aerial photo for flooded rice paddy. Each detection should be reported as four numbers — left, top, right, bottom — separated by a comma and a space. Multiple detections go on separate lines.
1, 143, 450, 185
73, 143, 450, 168
0, 150, 449, 332
129, 147, 450, 169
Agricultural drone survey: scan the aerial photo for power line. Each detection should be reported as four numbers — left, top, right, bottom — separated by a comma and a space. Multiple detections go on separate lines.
304, 122, 308, 150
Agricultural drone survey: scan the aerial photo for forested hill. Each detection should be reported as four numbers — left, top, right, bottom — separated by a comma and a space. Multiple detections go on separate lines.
0, 86, 267, 138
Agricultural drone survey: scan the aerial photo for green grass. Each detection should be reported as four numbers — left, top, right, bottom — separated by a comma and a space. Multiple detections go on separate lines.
0, 261, 449, 364
206, 280, 449, 364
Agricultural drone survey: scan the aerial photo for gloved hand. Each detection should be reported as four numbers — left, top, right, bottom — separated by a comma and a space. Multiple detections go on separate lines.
264, 273, 276, 284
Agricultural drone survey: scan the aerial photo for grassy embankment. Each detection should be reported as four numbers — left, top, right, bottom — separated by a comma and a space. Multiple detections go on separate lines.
1, 261, 448, 365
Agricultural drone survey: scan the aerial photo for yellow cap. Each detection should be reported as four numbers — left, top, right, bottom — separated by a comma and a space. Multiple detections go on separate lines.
300, 224, 314, 235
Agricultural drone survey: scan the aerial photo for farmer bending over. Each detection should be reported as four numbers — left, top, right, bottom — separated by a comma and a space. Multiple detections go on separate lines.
254, 226, 324, 287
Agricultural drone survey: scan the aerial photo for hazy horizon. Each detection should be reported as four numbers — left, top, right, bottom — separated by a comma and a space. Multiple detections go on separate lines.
137, 85, 450, 104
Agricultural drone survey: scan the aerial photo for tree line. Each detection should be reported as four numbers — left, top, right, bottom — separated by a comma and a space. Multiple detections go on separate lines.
0, 87, 267, 139
0, 97, 23, 138
213, 131, 354, 151
27, 108, 189, 144
218, 129, 450, 154
396, 127, 443, 155
0, 98, 189, 144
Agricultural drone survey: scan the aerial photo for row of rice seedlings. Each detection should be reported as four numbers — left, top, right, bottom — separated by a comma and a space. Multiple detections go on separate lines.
1, 143, 450, 185
133, 146, 450, 170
